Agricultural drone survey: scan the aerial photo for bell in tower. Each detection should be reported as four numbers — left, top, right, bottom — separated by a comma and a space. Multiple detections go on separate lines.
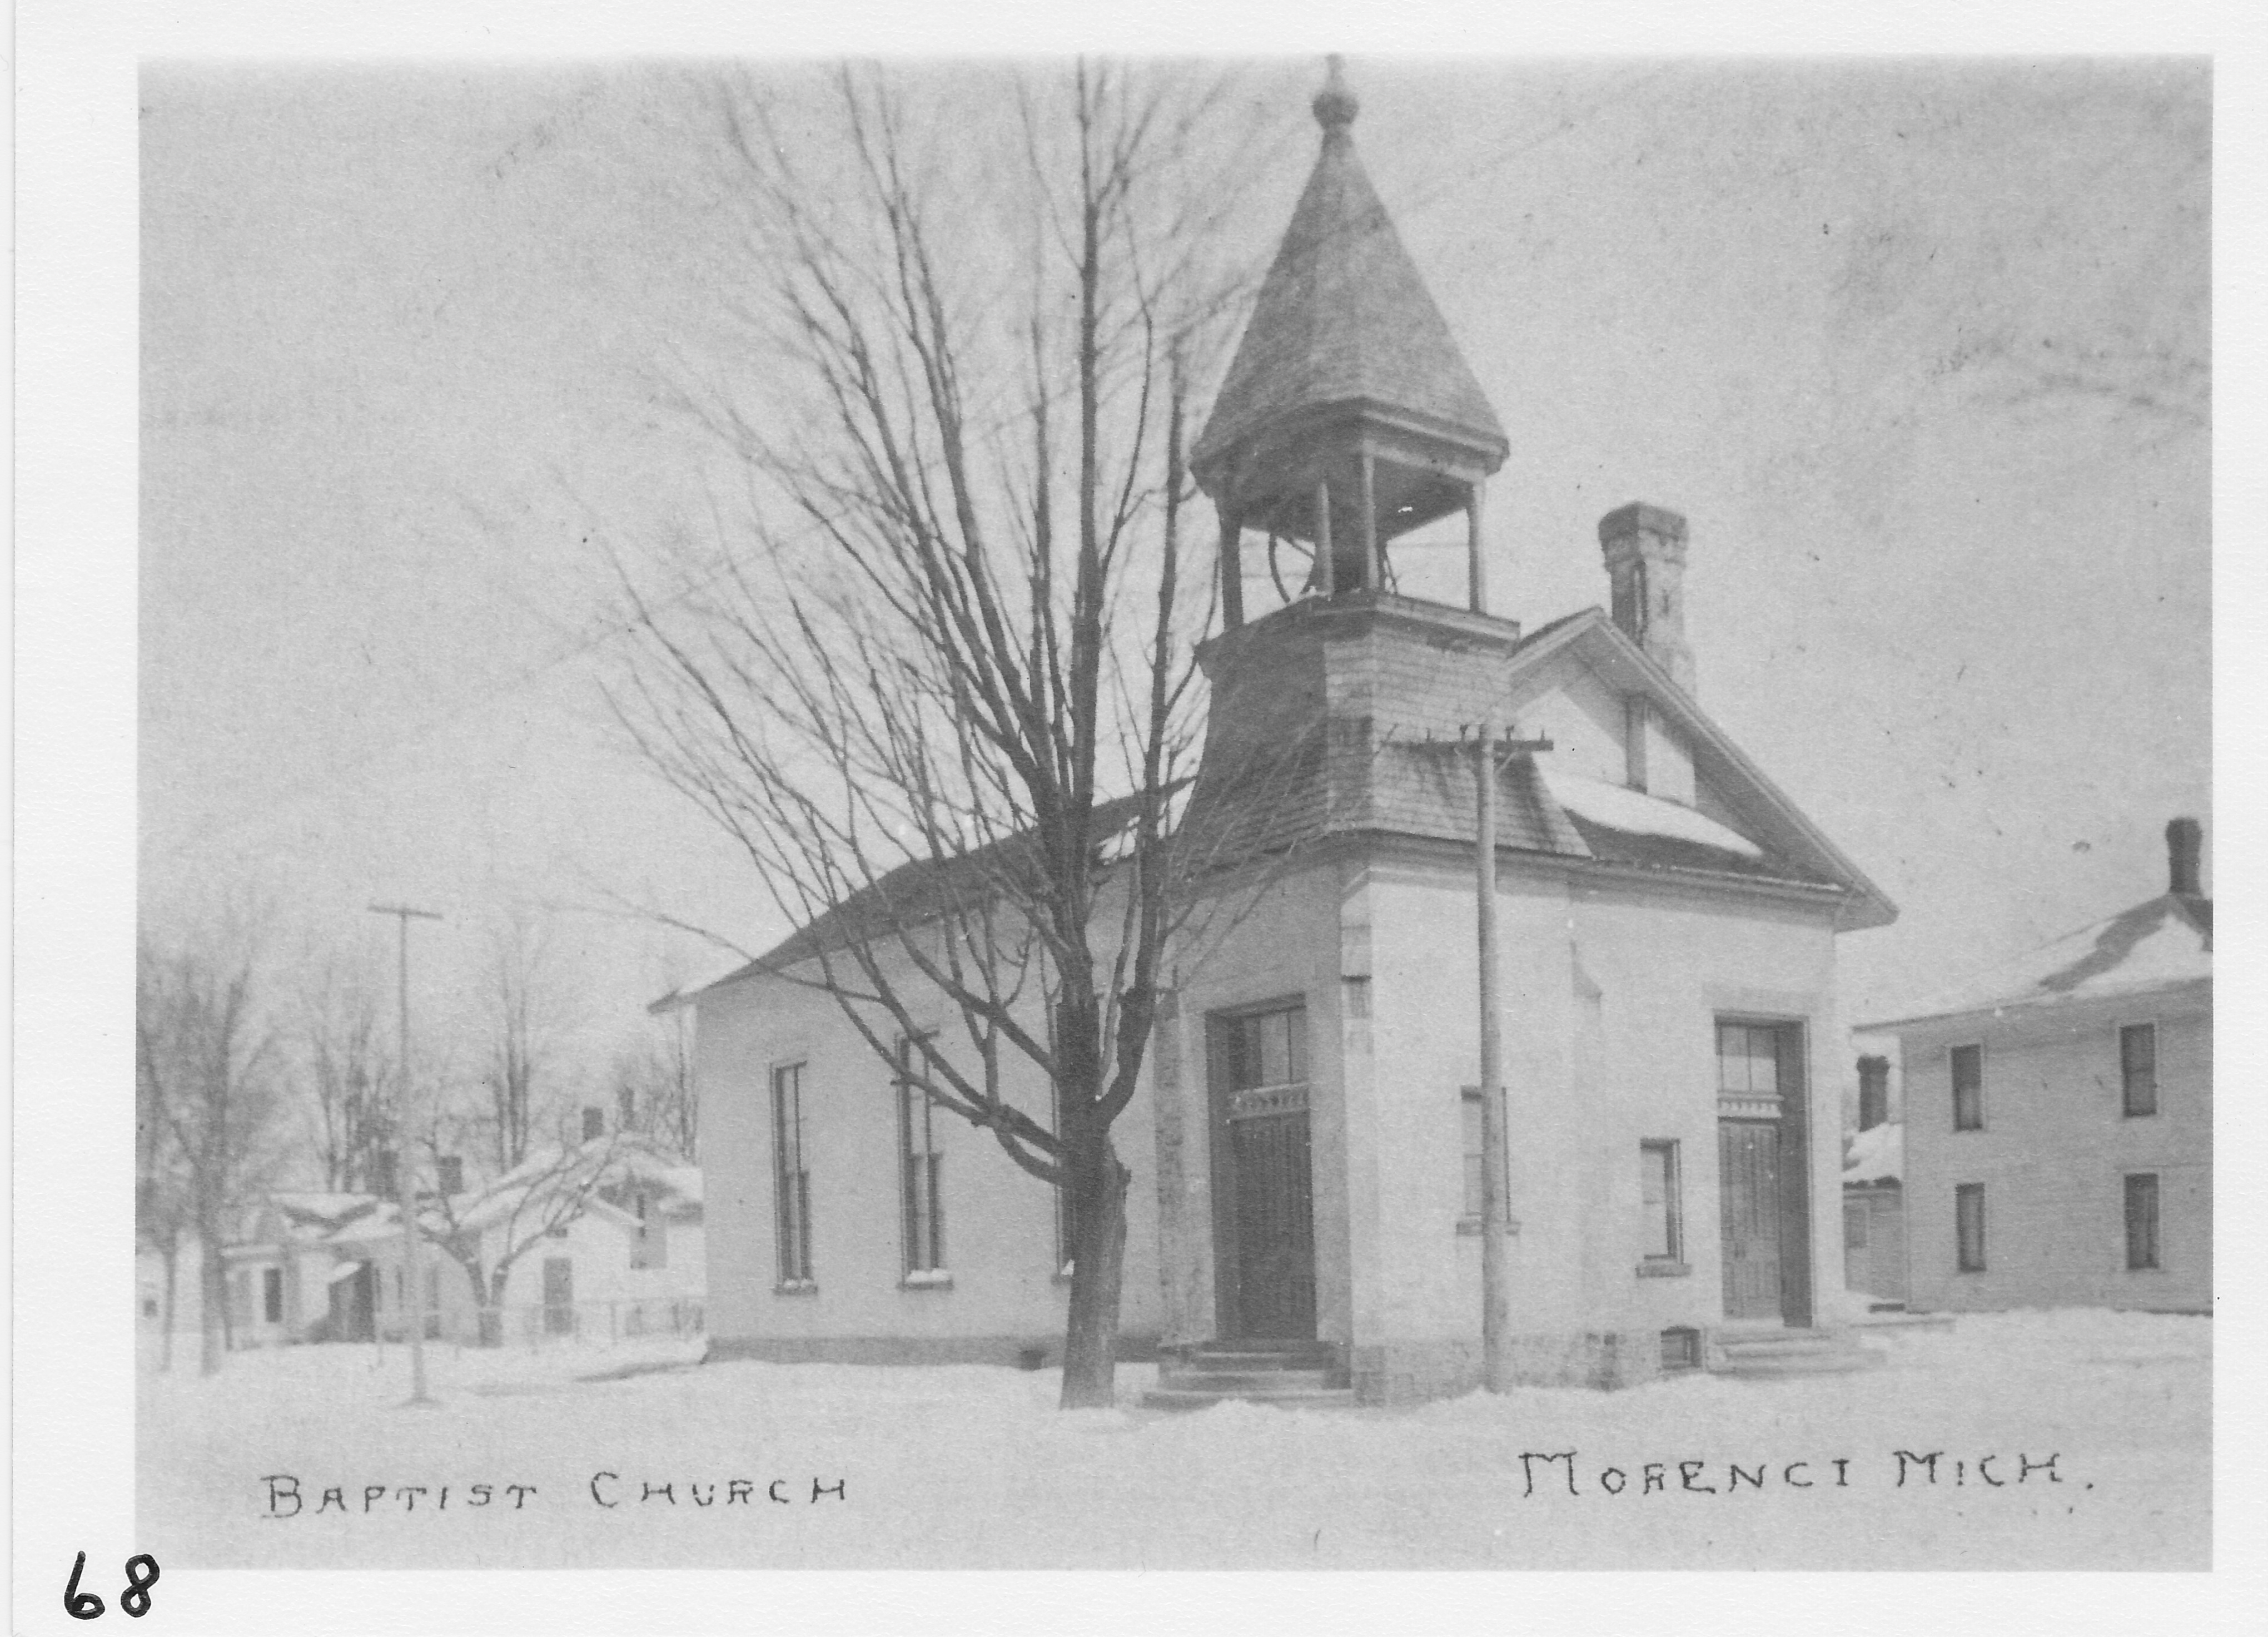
1190, 58, 1511, 626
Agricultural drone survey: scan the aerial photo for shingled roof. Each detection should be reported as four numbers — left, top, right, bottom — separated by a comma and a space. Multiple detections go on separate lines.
1192, 66, 1505, 469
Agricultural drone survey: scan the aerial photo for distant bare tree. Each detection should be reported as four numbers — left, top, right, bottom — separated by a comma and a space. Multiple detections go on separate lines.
296, 954, 395, 1194
420, 1114, 621, 1346
137, 927, 285, 1375
610, 1010, 697, 1163
478, 912, 569, 1174
611, 62, 1294, 1407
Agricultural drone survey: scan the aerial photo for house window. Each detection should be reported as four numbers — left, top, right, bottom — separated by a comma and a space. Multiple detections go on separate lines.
1640, 1140, 1682, 1262
581, 1105, 606, 1142
631, 1191, 670, 1271
435, 1154, 464, 1196
2124, 1173, 2161, 1271
261, 1267, 283, 1324
2120, 1024, 2158, 1118
772, 1063, 813, 1285
897, 1037, 946, 1277
1951, 1044, 1984, 1131
1954, 1183, 1987, 1272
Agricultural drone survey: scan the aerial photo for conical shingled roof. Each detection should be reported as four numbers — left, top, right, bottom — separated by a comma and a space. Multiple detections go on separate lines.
1193, 71, 1506, 469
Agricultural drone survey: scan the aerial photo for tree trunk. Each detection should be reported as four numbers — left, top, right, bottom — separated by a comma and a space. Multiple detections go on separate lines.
1058, 1137, 1130, 1410
159, 1238, 180, 1373
197, 1233, 227, 1376
478, 1268, 508, 1347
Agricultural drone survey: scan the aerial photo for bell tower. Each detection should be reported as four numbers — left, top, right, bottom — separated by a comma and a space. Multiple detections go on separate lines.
1190, 58, 1511, 624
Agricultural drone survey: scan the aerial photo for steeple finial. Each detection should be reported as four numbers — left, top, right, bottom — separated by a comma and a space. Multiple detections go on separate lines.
1312, 54, 1359, 137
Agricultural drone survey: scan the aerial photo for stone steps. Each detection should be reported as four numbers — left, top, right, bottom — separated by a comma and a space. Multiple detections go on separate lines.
1143, 1341, 1354, 1410
1707, 1327, 1886, 1379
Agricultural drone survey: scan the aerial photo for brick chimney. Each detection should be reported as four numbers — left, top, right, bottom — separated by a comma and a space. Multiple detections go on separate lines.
2166, 816, 2203, 897
1856, 1056, 1890, 1132
1599, 502, 1694, 695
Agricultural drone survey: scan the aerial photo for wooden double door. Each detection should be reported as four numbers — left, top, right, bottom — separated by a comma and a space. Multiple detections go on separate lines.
1210, 1003, 1318, 1341
1718, 1120, 1787, 1321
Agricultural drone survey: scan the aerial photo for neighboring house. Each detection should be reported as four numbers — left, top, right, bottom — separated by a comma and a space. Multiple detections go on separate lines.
1858, 819, 2211, 1315
220, 1192, 390, 1347
440, 1137, 708, 1345
1842, 1120, 1906, 1308
682, 69, 1897, 1400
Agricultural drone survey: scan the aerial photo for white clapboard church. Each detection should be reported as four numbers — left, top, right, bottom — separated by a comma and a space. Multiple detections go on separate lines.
681, 65, 1897, 1401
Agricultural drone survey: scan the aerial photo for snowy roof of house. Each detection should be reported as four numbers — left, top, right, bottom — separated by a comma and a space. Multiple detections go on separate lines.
1843, 1122, 1903, 1186
448, 1135, 703, 1233
1191, 66, 1504, 472
1859, 891, 2211, 1033
687, 788, 1157, 998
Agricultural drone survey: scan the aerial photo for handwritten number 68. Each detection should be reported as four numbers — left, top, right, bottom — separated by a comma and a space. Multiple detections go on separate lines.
64, 1552, 160, 1620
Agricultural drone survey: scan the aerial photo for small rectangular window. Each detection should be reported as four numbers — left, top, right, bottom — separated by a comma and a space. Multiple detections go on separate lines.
262, 1266, 284, 1324
1640, 1139, 1682, 1262
772, 1063, 813, 1285
2120, 1024, 2158, 1118
1951, 1044, 1984, 1131
2125, 1173, 2161, 1271
1716, 1022, 1789, 1097
1224, 1002, 1308, 1092
898, 1038, 946, 1276
1955, 1183, 1987, 1272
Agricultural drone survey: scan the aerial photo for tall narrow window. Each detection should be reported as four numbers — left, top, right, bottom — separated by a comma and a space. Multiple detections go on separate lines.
1053, 1078, 1082, 1277
262, 1266, 284, 1324
771, 1063, 813, 1286
1955, 1183, 1987, 1272
1640, 1140, 1682, 1263
1951, 1044, 1984, 1131
1461, 1088, 1485, 1221
2125, 1173, 2161, 1271
897, 1038, 946, 1277
2120, 1024, 2158, 1118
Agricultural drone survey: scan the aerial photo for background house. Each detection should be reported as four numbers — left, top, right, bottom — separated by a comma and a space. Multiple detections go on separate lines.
1859, 818, 2210, 1314
1842, 1111, 1906, 1309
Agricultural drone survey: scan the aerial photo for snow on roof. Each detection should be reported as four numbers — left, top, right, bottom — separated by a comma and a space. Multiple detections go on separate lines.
322, 1201, 403, 1247
1539, 768, 1763, 860
1862, 893, 2210, 1030
1844, 1123, 1903, 1185
268, 1191, 380, 1221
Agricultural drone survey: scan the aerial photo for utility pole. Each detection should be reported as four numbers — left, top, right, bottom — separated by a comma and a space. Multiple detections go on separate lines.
1473, 717, 1550, 1393
371, 902, 443, 1405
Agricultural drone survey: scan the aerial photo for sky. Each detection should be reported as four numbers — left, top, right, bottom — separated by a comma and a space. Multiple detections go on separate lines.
137, 57, 2210, 1098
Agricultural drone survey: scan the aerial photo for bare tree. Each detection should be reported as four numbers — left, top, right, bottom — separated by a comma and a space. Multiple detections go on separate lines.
611, 62, 1295, 1407
296, 953, 395, 1194
137, 929, 285, 1375
610, 1010, 697, 1163
420, 1117, 621, 1346
478, 912, 569, 1174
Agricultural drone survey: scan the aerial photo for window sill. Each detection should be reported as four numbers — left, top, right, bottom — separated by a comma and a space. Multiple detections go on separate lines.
1636, 1259, 1690, 1278
1456, 1217, 1521, 1237
899, 1271, 954, 1291
773, 1279, 820, 1297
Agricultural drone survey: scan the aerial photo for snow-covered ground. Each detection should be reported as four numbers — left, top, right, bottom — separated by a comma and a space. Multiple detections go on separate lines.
140, 1309, 2208, 1570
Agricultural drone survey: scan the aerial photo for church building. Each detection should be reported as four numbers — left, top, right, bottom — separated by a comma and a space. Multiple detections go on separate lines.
686, 65, 1897, 1401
